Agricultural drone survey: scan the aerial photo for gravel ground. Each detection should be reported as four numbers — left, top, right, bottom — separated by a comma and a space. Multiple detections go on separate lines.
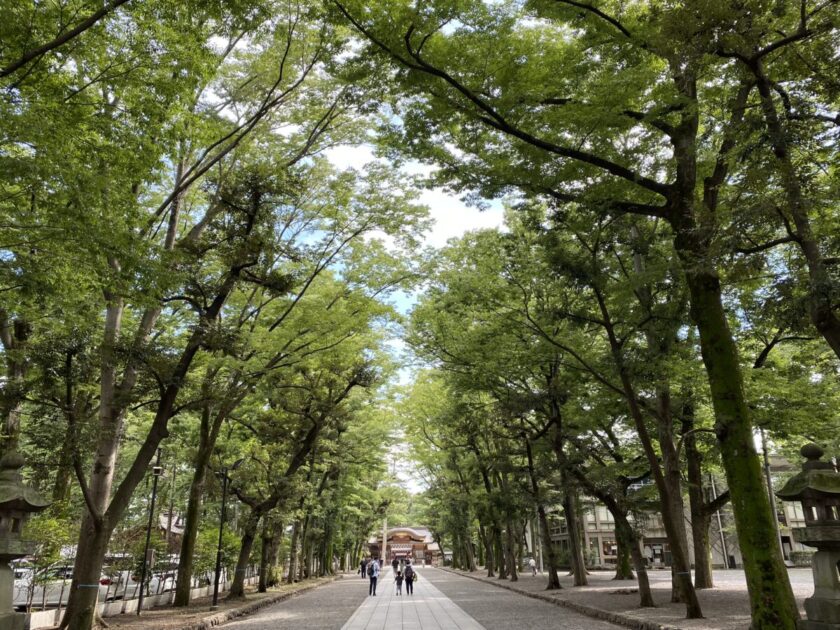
220, 573, 369, 630
447, 567, 812, 630
105, 577, 336, 630
419, 567, 621, 630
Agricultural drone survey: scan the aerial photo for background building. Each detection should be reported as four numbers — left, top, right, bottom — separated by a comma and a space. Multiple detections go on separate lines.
368, 527, 441, 565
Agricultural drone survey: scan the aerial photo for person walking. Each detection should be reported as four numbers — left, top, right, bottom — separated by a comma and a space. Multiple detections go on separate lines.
368, 556, 380, 596
404, 561, 415, 596
395, 570, 403, 596
529, 557, 537, 576
391, 557, 399, 573
360, 557, 368, 579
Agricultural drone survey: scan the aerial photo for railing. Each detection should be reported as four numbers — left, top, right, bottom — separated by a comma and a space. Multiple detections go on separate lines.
26, 569, 259, 630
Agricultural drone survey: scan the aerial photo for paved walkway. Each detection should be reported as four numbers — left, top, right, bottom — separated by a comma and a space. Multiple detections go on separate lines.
341, 568, 484, 630
445, 567, 813, 630
215, 567, 622, 629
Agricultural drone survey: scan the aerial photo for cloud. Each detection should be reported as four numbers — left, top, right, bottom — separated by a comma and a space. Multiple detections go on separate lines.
323, 145, 506, 249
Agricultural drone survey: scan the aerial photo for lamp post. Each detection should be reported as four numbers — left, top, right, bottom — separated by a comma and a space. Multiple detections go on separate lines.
212, 458, 243, 608
137, 449, 163, 615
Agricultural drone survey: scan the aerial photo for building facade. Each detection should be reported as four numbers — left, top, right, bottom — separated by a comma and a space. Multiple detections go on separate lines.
545, 476, 811, 570
368, 527, 442, 566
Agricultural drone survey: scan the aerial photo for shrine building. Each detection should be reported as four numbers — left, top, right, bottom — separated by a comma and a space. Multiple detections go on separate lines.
368, 526, 442, 565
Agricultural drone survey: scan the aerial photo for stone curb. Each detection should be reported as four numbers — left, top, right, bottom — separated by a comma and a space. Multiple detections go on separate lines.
172, 575, 342, 630
439, 568, 681, 630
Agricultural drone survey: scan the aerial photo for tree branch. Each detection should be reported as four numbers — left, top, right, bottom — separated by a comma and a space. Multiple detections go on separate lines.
0, 0, 132, 79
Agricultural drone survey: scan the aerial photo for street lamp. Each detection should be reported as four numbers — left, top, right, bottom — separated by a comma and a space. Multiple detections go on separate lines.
138, 449, 164, 615
212, 458, 244, 608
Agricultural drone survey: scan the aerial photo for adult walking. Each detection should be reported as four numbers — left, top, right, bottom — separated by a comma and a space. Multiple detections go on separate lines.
368, 556, 380, 596
360, 556, 368, 579
391, 556, 399, 573
404, 560, 415, 596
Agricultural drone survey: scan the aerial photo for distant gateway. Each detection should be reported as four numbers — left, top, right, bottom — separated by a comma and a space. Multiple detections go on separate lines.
368, 526, 442, 565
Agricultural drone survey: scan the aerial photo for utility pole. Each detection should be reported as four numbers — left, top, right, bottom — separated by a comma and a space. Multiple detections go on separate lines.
760, 427, 786, 560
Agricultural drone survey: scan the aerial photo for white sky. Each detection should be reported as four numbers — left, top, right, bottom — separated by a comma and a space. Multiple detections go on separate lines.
323, 144, 505, 249
325, 144, 505, 495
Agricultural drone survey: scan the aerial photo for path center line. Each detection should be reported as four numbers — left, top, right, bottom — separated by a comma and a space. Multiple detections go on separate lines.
341, 568, 486, 630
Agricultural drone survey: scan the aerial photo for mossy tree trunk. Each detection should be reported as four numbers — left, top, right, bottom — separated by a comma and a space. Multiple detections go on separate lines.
613, 533, 635, 581
676, 265, 798, 628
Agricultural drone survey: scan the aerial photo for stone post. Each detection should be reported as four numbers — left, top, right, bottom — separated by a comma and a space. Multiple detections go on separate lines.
0, 451, 50, 630
777, 444, 840, 630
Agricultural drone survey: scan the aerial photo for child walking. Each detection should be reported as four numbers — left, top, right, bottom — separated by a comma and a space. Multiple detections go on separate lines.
395, 570, 404, 595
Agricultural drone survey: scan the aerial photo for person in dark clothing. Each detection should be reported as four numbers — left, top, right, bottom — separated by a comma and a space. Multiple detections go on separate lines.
360, 557, 368, 578
403, 562, 415, 595
391, 557, 399, 573
395, 570, 403, 595
368, 557, 380, 595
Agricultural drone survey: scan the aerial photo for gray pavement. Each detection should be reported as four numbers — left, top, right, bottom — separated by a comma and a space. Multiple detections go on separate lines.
392, 568, 621, 630
342, 568, 484, 629
447, 567, 813, 630
221, 574, 368, 630
219, 567, 623, 629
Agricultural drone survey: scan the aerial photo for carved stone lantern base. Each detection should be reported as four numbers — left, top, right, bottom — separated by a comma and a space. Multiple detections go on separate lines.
0, 564, 23, 630
799, 548, 840, 629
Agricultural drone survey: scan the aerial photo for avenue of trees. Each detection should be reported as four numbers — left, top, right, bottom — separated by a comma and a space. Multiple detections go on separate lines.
336, 0, 837, 628
1, 2, 839, 630
1, 2, 427, 628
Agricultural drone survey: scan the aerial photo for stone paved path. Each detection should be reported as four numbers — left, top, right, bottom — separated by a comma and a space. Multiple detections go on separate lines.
422, 568, 621, 630
218, 567, 622, 630
342, 568, 484, 629
221, 574, 366, 630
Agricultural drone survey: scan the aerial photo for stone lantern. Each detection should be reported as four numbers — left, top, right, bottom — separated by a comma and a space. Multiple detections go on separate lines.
0, 450, 50, 630
777, 443, 840, 630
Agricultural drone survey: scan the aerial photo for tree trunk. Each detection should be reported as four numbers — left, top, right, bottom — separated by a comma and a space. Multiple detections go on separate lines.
678, 265, 798, 628
524, 436, 560, 589
228, 511, 261, 598
286, 519, 301, 584
563, 486, 588, 586
613, 533, 635, 580
564, 464, 653, 608
504, 519, 518, 582
174, 455, 207, 605
299, 514, 311, 580
596, 288, 701, 618
58, 515, 112, 629
616, 517, 654, 608
654, 388, 692, 604
683, 408, 714, 589
259, 518, 284, 592
60, 296, 126, 629
477, 523, 488, 570
174, 399, 215, 606
463, 528, 477, 571
494, 527, 507, 579
537, 504, 561, 589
